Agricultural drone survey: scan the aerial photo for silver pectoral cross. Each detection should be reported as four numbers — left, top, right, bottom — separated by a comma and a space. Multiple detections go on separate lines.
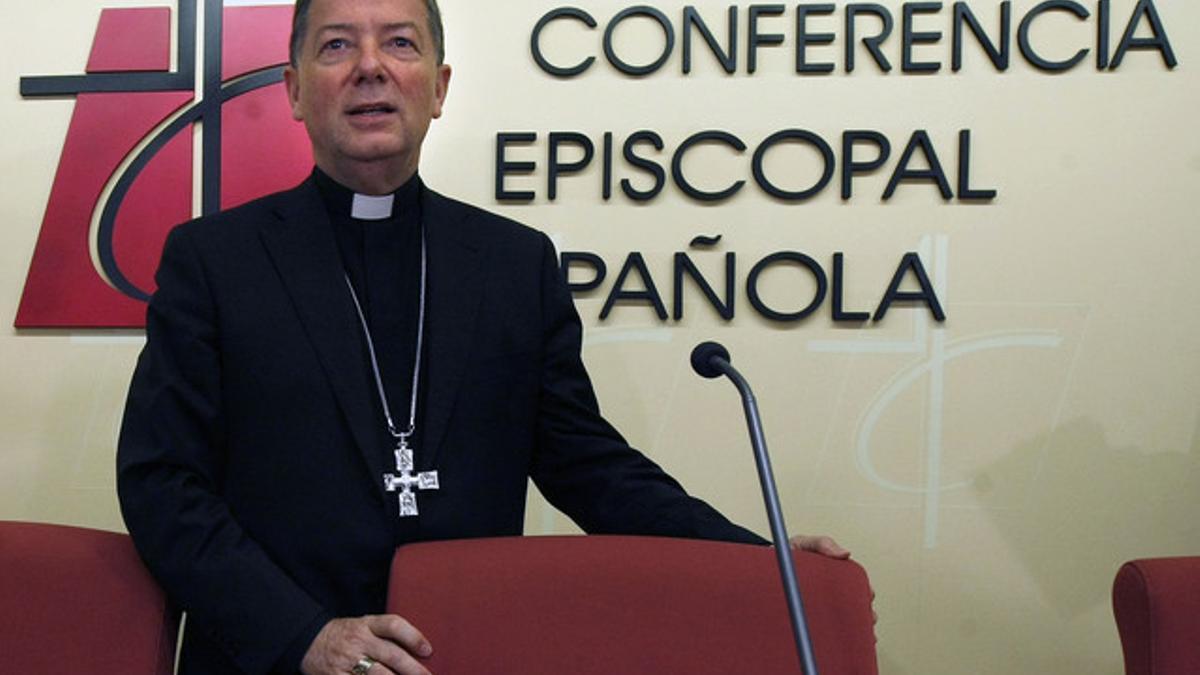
382, 440, 439, 517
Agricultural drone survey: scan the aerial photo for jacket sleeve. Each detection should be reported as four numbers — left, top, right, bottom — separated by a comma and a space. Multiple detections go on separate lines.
117, 224, 330, 674
527, 234, 768, 545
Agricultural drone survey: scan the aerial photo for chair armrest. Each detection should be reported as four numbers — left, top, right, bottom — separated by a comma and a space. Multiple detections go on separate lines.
1112, 556, 1200, 675
388, 535, 877, 674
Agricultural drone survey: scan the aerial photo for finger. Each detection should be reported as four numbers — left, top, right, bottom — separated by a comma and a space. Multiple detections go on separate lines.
367, 641, 429, 675
818, 538, 851, 559
354, 657, 397, 675
367, 614, 434, 659
791, 535, 851, 559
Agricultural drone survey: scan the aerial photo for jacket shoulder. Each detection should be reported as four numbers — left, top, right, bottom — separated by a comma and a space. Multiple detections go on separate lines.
169, 181, 310, 243
424, 188, 550, 251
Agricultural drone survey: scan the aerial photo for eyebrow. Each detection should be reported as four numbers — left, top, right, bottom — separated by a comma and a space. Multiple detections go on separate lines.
315, 23, 355, 34
315, 21, 420, 34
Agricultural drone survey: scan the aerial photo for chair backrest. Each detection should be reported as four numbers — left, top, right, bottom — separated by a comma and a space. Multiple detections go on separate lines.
1113, 556, 1200, 675
388, 535, 877, 674
0, 521, 178, 674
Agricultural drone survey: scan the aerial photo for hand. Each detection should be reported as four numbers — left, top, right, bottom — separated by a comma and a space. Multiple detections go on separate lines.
301, 615, 434, 675
788, 534, 851, 560
788, 536, 879, 630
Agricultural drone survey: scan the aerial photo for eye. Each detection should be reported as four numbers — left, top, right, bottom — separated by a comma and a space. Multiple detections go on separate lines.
321, 37, 349, 53
389, 36, 415, 50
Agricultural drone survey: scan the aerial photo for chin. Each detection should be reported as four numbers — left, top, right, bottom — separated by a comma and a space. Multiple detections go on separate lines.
342, 142, 410, 163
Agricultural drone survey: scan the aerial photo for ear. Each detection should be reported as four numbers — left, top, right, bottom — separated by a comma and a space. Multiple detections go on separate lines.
431, 64, 451, 119
283, 66, 304, 121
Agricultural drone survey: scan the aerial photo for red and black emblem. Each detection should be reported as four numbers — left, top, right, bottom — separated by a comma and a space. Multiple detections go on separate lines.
18, 0, 310, 327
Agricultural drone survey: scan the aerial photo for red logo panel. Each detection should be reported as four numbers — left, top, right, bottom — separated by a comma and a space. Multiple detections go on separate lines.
17, 2, 312, 328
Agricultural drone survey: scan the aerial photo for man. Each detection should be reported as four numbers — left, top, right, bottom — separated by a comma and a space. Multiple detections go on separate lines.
117, 1, 849, 673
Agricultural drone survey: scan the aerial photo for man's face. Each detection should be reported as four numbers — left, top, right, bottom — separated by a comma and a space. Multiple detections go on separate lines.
284, 0, 450, 188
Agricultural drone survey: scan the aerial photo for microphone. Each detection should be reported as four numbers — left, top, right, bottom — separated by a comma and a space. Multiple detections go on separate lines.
689, 341, 819, 675
689, 341, 729, 379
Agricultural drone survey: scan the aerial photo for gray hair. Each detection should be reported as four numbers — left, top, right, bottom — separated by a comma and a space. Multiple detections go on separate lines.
289, 0, 445, 67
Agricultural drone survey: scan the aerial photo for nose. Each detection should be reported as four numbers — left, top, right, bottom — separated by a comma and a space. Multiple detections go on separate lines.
354, 40, 386, 82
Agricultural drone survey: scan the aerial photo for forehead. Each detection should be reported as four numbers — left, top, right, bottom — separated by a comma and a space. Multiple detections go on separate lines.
306, 0, 429, 32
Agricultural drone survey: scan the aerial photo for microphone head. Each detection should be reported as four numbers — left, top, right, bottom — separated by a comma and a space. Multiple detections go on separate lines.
690, 341, 731, 379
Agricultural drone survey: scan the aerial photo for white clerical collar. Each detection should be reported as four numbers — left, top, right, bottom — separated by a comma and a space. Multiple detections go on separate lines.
351, 193, 395, 221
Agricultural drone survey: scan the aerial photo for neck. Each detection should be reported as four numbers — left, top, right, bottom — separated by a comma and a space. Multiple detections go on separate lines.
318, 157, 417, 196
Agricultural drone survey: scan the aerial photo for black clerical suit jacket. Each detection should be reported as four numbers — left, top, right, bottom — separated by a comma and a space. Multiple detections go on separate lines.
117, 178, 765, 674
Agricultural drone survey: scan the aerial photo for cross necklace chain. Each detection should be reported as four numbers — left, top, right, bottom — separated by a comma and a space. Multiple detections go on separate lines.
344, 221, 438, 518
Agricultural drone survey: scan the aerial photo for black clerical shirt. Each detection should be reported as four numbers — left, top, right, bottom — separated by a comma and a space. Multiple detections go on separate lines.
312, 168, 429, 537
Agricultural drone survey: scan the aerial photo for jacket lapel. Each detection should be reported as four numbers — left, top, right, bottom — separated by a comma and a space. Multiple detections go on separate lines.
257, 179, 389, 490
420, 189, 486, 468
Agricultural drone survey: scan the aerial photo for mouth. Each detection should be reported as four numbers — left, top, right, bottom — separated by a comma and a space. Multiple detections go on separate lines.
346, 103, 397, 117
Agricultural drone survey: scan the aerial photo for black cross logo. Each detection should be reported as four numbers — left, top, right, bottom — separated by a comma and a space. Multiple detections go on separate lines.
21, 0, 287, 301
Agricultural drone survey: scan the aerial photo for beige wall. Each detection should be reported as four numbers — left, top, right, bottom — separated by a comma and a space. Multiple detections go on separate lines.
3, 1, 1198, 673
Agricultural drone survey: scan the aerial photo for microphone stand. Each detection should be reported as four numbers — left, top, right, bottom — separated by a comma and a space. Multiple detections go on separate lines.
706, 352, 819, 675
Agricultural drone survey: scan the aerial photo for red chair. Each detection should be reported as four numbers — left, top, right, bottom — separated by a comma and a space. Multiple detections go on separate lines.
1113, 556, 1200, 675
0, 521, 178, 674
388, 535, 877, 674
